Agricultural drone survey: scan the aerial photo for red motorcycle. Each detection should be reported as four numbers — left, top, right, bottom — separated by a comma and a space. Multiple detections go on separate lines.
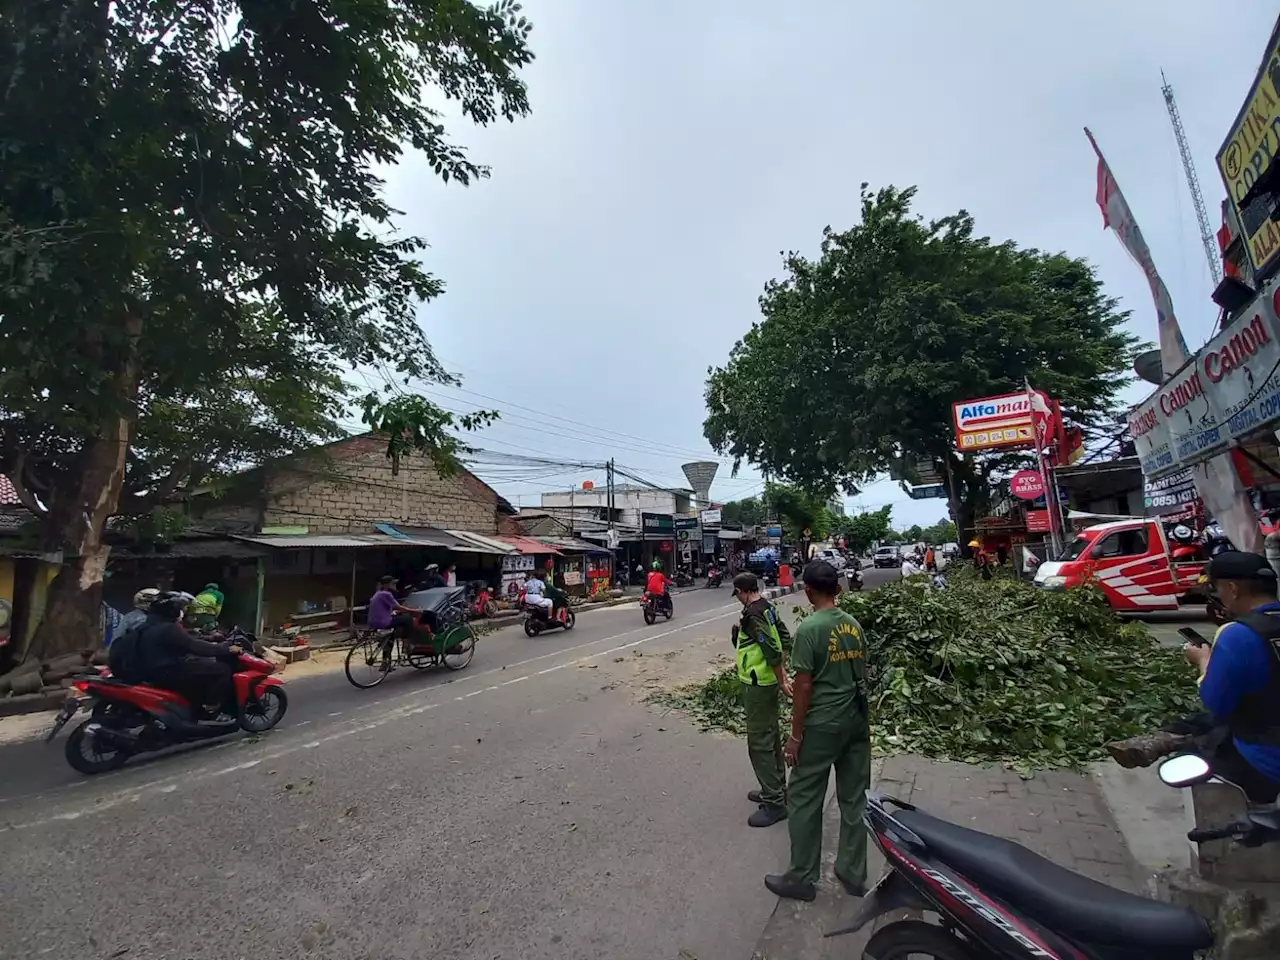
48, 645, 287, 775
466, 580, 498, 619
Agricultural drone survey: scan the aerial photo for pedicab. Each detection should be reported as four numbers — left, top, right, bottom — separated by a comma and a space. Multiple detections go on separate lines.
344, 585, 477, 689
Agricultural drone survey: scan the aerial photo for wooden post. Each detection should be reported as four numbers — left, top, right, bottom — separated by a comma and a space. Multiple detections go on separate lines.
349, 554, 358, 637
254, 556, 266, 638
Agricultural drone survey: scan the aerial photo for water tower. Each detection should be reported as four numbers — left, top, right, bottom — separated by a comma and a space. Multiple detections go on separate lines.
681, 461, 719, 511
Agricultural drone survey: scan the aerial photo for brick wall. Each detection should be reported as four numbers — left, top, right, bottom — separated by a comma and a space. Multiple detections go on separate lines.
199, 436, 502, 534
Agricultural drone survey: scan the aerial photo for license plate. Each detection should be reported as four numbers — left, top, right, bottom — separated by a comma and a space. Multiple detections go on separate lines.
45, 698, 82, 742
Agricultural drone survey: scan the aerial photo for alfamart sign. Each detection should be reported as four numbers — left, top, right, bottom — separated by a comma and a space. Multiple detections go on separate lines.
952, 391, 1044, 451
1129, 277, 1280, 480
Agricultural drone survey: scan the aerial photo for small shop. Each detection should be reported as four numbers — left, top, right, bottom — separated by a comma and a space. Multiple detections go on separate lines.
494, 536, 561, 602
532, 536, 615, 598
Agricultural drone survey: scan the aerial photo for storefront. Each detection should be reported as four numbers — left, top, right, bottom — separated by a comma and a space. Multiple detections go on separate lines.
494, 536, 560, 602
640, 512, 675, 573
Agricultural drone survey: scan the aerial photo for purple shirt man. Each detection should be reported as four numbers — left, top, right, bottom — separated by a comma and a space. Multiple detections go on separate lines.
368, 588, 398, 629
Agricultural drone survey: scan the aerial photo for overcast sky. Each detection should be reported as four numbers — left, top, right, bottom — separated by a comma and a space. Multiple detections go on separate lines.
380, 0, 1279, 530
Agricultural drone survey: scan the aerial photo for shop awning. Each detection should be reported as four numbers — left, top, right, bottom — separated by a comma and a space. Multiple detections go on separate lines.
445, 530, 515, 555
494, 535, 562, 556
235, 533, 434, 549
533, 536, 614, 555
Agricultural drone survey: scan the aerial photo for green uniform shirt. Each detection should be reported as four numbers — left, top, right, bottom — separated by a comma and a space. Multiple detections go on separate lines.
791, 606, 866, 728
189, 588, 224, 617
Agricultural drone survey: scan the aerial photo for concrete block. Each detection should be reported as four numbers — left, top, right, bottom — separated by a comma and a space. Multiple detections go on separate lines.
1156, 868, 1280, 959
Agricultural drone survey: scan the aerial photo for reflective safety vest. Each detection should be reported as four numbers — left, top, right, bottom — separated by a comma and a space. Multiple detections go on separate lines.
735, 608, 783, 686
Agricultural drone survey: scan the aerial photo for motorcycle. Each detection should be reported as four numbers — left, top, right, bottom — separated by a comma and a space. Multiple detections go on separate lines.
48, 643, 287, 775
706, 566, 723, 588
827, 753, 1279, 960
641, 590, 673, 625
519, 591, 576, 637
465, 580, 498, 620
673, 570, 694, 588
845, 566, 864, 591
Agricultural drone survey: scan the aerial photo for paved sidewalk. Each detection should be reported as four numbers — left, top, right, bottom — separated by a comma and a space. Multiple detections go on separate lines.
750, 755, 1143, 960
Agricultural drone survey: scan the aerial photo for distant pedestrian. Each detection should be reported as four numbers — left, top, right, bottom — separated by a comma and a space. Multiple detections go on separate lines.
765, 560, 870, 902
924, 546, 936, 572
732, 572, 792, 828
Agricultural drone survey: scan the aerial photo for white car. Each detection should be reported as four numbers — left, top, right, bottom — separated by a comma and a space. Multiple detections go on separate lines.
817, 548, 847, 570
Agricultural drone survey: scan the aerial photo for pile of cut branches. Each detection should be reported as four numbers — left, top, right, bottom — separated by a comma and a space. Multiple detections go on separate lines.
653, 572, 1200, 771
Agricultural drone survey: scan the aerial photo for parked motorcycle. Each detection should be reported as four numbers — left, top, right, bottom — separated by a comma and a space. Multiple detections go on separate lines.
519, 592, 576, 636
673, 570, 694, 588
641, 591, 673, 625
465, 580, 498, 619
48, 645, 287, 775
826, 753, 1278, 960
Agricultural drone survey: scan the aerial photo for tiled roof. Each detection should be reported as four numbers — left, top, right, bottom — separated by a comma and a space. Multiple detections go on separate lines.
0, 476, 21, 506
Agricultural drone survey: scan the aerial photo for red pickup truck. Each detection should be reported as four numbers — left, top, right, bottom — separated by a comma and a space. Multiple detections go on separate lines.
1033, 518, 1206, 612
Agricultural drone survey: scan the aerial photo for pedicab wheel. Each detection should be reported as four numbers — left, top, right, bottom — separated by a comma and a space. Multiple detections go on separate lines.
64, 720, 130, 775
862, 919, 972, 960
443, 625, 477, 670
482, 599, 497, 618
561, 609, 576, 631
240, 686, 288, 733
523, 618, 540, 637
345, 634, 392, 689
643, 608, 656, 625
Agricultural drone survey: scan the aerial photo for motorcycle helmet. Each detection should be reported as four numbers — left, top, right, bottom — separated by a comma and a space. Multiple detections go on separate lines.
149, 590, 193, 621
133, 587, 160, 610
651, 560, 662, 570
1171, 524, 1193, 542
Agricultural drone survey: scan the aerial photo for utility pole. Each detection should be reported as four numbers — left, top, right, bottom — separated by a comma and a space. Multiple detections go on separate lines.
1162, 71, 1223, 285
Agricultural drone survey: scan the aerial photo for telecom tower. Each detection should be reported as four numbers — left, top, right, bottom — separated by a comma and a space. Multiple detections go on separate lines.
1162, 71, 1223, 285
681, 461, 719, 511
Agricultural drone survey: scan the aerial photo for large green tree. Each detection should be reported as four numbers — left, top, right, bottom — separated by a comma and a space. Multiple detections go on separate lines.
704, 185, 1138, 543
0, 0, 532, 657
839, 505, 893, 554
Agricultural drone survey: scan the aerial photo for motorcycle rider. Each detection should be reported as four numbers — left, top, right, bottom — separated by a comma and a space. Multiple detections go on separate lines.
112, 587, 159, 643
131, 591, 241, 719
523, 571, 555, 617
646, 560, 673, 615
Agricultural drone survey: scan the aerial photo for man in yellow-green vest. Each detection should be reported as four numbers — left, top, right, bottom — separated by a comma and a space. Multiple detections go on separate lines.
732, 572, 792, 827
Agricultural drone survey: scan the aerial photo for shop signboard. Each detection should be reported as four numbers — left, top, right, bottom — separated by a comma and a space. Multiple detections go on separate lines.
908, 483, 947, 500
675, 517, 701, 544
952, 391, 1045, 452
1025, 510, 1050, 533
501, 554, 535, 572
1143, 468, 1202, 518
1010, 470, 1045, 500
702, 534, 718, 554
1129, 280, 1280, 480
641, 512, 675, 538
1215, 17, 1280, 279
699, 508, 722, 526
765, 524, 783, 538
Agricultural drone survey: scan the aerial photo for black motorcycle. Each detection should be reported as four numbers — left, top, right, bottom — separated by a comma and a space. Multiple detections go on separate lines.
521, 599, 575, 637
641, 591, 673, 625
673, 570, 694, 588
828, 754, 1279, 960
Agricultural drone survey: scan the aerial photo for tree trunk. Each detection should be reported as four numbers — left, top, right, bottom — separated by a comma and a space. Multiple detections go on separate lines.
24, 317, 141, 662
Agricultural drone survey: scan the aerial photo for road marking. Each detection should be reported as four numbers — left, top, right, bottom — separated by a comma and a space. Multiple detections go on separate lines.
1, 602, 743, 830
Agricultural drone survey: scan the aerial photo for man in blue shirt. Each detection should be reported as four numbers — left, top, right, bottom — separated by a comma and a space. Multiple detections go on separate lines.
1185, 551, 1280, 803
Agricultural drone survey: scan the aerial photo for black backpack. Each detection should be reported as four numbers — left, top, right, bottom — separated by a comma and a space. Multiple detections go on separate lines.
107, 625, 145, 683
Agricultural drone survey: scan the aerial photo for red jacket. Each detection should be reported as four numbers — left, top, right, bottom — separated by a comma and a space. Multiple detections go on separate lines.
646, 571, 671, 594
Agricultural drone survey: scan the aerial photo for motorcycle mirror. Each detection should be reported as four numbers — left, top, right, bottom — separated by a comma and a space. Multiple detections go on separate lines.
1158, 754, 1213, 788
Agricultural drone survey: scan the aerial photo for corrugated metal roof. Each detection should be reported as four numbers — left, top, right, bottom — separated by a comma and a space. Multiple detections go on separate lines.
535, 536, 614, 555
494, 535, 562, 556
446, 530, 515, 555
235, 533, 436, 550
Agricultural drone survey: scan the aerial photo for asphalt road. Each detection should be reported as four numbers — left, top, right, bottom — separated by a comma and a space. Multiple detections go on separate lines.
0, 586, 780, 960
0, 573, 900, 960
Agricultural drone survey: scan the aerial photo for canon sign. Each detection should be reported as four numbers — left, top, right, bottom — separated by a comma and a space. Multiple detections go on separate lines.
1129, 278, 1280, 481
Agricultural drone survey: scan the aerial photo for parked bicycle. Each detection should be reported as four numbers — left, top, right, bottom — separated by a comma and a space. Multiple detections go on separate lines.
344, 586, 476, 689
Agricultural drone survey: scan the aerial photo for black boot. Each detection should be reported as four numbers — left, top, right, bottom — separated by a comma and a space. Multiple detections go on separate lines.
748, 803, 787, 827
747, 790, 763, 803
764, 873, 816, 902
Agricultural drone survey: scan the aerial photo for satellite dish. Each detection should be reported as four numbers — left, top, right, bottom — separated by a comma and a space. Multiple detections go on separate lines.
1134, 349, 1163, 386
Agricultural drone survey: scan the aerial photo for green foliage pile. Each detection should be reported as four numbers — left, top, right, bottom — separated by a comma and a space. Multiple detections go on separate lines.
656, 572, 1200, 771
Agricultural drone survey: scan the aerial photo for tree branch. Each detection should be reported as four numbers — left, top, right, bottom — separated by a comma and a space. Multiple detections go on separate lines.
6, 452, 48, 516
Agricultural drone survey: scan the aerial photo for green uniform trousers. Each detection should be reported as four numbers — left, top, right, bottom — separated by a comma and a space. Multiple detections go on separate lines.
741, 682, 786, 806
786, 717, 871, 886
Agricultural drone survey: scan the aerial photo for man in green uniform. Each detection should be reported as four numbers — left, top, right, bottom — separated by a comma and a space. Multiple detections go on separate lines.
765, 559, 871, 902
186, 582, 225, 631
732, 572, 792, 827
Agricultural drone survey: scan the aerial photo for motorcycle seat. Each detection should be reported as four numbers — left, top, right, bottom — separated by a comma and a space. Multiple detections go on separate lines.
893, 807, 1213, 951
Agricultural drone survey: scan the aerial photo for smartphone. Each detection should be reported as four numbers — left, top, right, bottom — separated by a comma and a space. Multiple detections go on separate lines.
1178, 626, 1211, 647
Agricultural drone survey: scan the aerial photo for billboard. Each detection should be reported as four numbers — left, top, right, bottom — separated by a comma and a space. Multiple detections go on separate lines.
952, 391, 1045, 451
1128, 279, 1280, 480
1216, 15, 1280, 278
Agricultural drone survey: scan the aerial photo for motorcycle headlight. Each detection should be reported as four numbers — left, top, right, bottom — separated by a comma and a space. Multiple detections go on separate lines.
1040, 575, 1067, 590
